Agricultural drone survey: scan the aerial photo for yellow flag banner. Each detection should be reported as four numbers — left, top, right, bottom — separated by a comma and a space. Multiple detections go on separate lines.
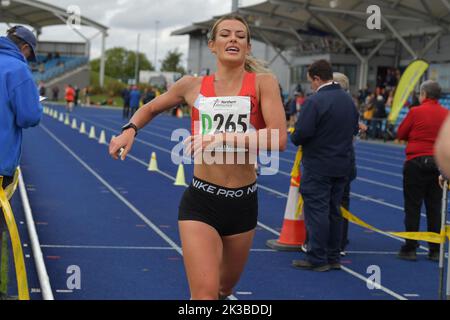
388, 60, 429, 123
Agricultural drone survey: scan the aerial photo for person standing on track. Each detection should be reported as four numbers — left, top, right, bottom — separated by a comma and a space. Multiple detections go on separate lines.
0, 25, 42, 189
396, 80, 449, 261
290, 60, 359, 272
109, 15, 287, 300
0, 26, 42, 300
65, 84, 75, 113
332, 72, 367, 256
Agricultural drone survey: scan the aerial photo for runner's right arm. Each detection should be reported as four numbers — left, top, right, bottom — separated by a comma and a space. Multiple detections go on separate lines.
109, 76, 196, 160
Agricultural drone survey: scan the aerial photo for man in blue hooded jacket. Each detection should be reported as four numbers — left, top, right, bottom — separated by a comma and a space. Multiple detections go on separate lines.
0, 26, 42, 190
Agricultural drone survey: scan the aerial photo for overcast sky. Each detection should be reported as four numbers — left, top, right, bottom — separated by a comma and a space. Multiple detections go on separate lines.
0, 0, 263, 69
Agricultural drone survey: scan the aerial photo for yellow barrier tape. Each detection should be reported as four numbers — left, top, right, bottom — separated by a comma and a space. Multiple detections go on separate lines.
291, 148, 303, 179
0, 170, 30, 300
341, 207, 449, 244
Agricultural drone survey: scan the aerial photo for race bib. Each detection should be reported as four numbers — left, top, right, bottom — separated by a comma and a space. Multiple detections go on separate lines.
198, 96, 251, 152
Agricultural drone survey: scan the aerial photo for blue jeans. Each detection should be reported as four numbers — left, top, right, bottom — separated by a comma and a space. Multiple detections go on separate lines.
300, 169, 348, 266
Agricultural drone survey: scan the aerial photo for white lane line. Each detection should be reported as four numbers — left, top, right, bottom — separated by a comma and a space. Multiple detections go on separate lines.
356, 157, 403, 168
356, 150, 405, 161
403, 294, 420, 297
44, 118, 409, 300
56, 290, 73, 293
340, 266, 407, 300
40, 124, 239, 300
355, 177, 403, 191
254, 171, 429, 251
68, 114, 424, 220
78, 114, 405, 180
40, 244, 276, 252
41, 245, 175, 250
357, 165, 403, 178
139, 117, 407, 165
345, 251, 429, 255
266, 166, 403, 192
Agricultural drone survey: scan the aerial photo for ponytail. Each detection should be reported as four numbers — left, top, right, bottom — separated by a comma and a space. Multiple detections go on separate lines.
245, 55, 272, 74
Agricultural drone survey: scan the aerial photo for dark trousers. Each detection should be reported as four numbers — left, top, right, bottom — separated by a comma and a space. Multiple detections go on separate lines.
1, 176, 13, 190
123, 104, 130, 119
403, 156, 442, 252
300, 169, 348, 266
341, 182, 351, 251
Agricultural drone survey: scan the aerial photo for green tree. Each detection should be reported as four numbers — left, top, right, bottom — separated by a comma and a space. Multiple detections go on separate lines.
90, 47, 154, 81
160, 49, 186, 74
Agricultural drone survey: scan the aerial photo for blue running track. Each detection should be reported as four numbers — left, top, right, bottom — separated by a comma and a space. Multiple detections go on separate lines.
6, 103, 449, 300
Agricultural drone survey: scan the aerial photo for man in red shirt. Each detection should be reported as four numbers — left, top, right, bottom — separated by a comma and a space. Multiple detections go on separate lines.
397, 80, 449, 261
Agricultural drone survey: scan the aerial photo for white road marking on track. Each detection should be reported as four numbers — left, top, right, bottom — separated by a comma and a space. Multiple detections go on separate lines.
40, 244, 277, 252
44, 113, 423, 300
340, 266, 407, 300
56, 290, 73, 293
403, 294, 420, 297
70, 114, 434, 229
40, 124, 239, 301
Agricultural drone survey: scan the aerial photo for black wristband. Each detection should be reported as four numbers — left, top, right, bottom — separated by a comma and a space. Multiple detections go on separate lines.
121, 122, 138, 137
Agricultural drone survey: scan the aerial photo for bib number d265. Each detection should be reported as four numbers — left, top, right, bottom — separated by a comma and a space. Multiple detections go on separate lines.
201, 113, 249, 134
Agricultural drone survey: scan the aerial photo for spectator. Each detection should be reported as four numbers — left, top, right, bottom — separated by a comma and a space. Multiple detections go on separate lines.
371, 94, 387, 139
52, 85, 59, 101
1, 26, 42, 300
38, 81, 46, 97
290, 60, 359, 271
142, 86, 156, 105
396, 80, 449, 261
74, 86, 80, 107
436, 115, 450, 179
409, 92, 420, 110
121, 86, 131, 119
129, 86, 141, 117
65, 84, 75, 113
332, 72, 368, 255
288, 91, 304, 128
83, 86, 92, 106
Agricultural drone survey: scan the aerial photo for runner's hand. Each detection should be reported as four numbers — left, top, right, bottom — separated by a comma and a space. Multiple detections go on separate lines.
183, 134, 225, 159
109, 130, 135, 161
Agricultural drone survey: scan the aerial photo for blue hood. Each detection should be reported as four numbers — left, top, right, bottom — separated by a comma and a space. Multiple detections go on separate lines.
0, 36, 42, 177
0, 36, 26, 63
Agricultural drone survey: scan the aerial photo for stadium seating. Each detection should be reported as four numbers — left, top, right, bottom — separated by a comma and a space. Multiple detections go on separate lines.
31, 55, 89, 83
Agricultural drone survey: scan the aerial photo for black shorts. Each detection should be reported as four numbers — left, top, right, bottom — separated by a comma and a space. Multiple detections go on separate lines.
178, 177, 258, 236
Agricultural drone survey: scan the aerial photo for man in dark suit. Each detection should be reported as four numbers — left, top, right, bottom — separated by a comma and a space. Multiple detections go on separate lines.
291, 60, 359, 272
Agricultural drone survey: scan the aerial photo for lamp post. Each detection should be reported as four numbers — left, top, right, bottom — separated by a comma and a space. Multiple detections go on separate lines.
154, 20, 159, 71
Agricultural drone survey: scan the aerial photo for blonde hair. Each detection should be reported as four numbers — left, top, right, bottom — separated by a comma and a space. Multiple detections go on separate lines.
208, 14, 271, 74
333, 72, 350, 91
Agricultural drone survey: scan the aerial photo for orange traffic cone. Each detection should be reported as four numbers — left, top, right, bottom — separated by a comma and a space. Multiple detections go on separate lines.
176, 108, 183, 119
266, 148, 306, 251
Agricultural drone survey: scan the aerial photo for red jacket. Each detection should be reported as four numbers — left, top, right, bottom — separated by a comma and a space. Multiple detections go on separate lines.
397, 99, 449, 161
